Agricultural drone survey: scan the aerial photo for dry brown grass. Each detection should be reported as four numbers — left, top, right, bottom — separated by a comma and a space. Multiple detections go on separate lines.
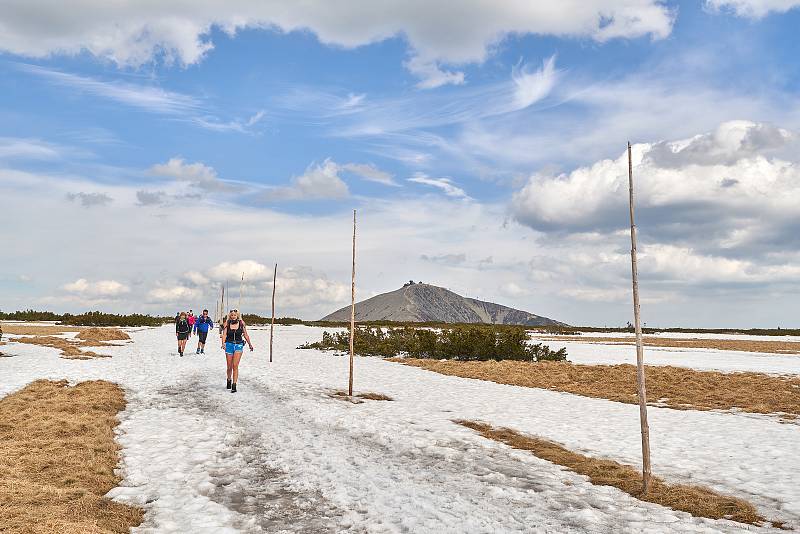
76, 328, 130, 342
0, 380, 144, 533
396, 359, 800, 417
330, 391, 394, 403
12, 336, 111, 360
539, 335, 800, 355
0, 323, 82, 336
2, 324, 128, 359
457, 420, 773, 527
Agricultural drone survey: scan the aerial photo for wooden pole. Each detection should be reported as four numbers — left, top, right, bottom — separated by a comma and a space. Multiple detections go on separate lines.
238, 272, 244, 311
270, 263, 277, 363
220, 285, 225, 325
348, 209, 356, 396
628, 141, 652, 494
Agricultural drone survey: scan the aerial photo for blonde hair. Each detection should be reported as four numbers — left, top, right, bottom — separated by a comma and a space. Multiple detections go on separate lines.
228, 309, 240, 321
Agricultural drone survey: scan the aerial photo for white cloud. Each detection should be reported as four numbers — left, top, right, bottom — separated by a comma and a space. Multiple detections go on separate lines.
264, 159, 349, 201
288, 57, 560, 139
0, 137, 62, 160
5, 162, 800, 327
18, 64, 201, 115
512, 120, 800, 238
511, 56, 559, 111
408, 173, 469, 198
341, 162, 398, 186
404, 56, 465, 89
147, 285, 201, 304
207, 260, 273, 283
150, 157, 232, 191
63, 278, 130, 297
706, 0, 800, 17
17, 64, 263, 134
0, 2, 674, 85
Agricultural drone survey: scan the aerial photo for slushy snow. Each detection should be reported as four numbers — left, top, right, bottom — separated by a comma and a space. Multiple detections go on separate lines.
1, 325, 797, 533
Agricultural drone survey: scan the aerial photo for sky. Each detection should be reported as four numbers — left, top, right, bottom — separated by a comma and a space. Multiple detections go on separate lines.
1, 0, 800, 327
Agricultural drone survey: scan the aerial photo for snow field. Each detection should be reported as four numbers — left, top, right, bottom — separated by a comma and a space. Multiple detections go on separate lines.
0, 325, 797, 532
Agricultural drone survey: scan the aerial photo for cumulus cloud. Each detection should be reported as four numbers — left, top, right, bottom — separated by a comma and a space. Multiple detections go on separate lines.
512, 121, 800, 247
203, 261, 347, 312
63, 278, 130, 297
150, 157, 232, 191
206, 260, 274, 283
263, 159, 349, 201
0, 1, 674, 86
66, 191, 113, 207
147, 285, 201, 304
706, 0, 800, 17
408, 173, 469, 198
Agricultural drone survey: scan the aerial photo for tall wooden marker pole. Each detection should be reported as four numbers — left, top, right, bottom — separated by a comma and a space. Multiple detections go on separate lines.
270, 263, 277, 363
348, 209, 356, 396
238, 272, 244, 310
628, 141, 652, 494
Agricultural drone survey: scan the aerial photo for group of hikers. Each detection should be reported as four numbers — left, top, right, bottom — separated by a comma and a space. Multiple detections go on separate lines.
175, 308, 254, 393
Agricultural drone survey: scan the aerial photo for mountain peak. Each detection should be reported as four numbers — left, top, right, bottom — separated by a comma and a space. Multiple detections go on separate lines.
320, 282, 565, 326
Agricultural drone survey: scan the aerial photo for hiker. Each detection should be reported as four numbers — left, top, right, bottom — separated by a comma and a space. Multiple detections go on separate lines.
193, 309, 214, 354
221, 309, 253, 393
187, 310, 196, 337
176, 311, 191, 356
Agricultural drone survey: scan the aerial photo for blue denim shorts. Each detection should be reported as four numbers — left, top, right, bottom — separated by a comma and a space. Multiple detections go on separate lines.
225, 342, 245, 354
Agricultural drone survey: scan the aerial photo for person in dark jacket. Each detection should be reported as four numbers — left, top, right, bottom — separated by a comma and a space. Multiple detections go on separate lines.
193, 309, 214, 354
176, 311, 190, 356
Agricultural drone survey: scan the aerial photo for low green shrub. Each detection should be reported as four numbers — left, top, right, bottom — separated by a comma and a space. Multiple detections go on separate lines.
299, 326, 567, 362
0, 310, 169, 327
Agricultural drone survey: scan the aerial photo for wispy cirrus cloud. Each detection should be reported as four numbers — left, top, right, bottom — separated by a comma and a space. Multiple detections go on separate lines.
276, 55, 560, 138
16, 63, 263, 134
18, 63, 201, 114
408, 172, 469, 199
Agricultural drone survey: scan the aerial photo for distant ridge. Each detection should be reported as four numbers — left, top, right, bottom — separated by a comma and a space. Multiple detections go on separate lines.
320, 282, 566, 326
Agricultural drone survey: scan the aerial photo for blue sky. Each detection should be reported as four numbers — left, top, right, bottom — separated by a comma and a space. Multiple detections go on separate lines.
1, 0, 800, 326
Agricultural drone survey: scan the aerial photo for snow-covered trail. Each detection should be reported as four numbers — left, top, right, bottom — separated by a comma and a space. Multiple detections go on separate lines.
1, 325, 797, 532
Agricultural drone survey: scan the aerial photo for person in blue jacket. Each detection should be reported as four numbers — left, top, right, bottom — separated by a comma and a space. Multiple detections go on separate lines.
193, 309, 214, 354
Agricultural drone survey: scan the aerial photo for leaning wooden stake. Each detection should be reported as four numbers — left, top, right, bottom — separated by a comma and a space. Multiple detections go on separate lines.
270, 263, 277, 363
348, 209, 356, 396
628, 141, 653, 494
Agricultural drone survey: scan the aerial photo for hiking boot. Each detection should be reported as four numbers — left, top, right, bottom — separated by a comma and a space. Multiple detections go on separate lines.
180, 351, 183, 357
196, 348, 200, 354
231, 383, 237, 393
200, 349, 205, 354
226, 379, 232, 389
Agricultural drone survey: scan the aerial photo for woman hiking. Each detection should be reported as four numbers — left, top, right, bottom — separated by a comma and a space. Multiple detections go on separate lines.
176, 311, 191, 356
221, 309, 253, 393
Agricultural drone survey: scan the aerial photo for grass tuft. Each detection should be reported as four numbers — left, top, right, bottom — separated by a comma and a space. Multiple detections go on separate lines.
0, 379, 143, 532
457, 420, 775, 527
397, 359, 800, 417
